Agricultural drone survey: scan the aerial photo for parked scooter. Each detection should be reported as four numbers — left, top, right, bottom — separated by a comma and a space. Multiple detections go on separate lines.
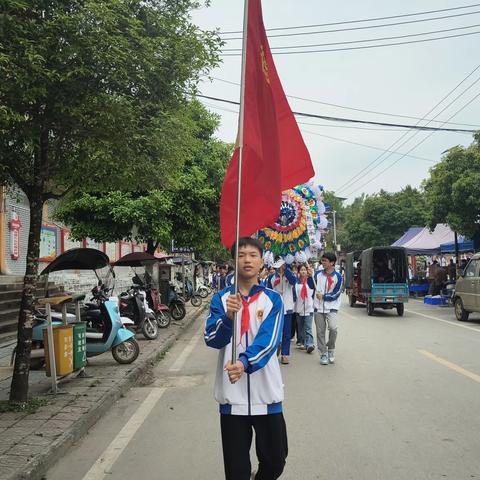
167, 282, 187, 320
28, 248, 140, 366
118, 283, 159, 340
145, 285, 172, 328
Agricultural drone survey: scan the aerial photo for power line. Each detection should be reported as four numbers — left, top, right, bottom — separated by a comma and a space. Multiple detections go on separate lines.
220, 30, 480, 55
207, 76, 480, 128
221, 10, 480, 41
222, 23, 480, 51
301, 130, 436, 163
202, 100, 414, 131
336, 67, 480, 194
218, 3, 480, 34
199, 101, 437, 162
343, 91, 480, 197
195, 94, 478, 133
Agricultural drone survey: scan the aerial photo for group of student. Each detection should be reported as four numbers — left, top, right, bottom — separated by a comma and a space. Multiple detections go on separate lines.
204, 237, 344, 480
260, 252, 343, 366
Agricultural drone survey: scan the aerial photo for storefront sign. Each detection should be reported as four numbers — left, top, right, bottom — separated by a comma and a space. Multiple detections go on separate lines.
9, 211, 22, 260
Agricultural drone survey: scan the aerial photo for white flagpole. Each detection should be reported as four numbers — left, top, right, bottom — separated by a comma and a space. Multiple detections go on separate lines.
232, 0, 249, 364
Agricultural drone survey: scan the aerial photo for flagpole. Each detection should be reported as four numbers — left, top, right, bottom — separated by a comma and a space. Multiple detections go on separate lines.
232, 0, 249, 365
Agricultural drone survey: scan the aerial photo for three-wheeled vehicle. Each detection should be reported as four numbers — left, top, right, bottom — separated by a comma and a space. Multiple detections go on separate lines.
32, 248, 140, 364
344, 251, 362, 307
347, 246, 409, 316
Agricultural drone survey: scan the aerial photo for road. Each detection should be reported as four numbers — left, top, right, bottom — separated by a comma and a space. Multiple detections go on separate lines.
46, 296, 480, 480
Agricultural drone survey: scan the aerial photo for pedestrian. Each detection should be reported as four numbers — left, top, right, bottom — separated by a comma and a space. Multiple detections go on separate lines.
294, 264, 315, 355
226, 265, 235, 287
313, 252, 343, 366
267, 260, 297, 366
204, 237, 288, 480
447, 258, 456, 281
427, 260, 439, 295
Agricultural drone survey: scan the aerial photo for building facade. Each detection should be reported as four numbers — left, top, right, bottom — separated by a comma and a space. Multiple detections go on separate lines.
0, 186, 146, 276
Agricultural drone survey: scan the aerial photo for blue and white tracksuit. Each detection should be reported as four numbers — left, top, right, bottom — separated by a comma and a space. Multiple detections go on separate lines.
311, 270, 343, 356
312, 270, 343, 313
204, 284, 285, 416
267, 267, 297, 356
294, 281, 315, 348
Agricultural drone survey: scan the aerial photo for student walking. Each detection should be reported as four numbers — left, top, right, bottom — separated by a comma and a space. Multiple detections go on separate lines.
204, 237, 288, 480
267, 260, 297, 365
313, 253, 343, 366
294, 264, 315, 354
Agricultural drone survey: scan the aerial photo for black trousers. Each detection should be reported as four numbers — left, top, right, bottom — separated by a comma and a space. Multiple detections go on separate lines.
220, 413, 288, 480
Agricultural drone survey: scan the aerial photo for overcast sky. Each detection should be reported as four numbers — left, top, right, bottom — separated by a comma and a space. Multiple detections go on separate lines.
191, 1, 480, 201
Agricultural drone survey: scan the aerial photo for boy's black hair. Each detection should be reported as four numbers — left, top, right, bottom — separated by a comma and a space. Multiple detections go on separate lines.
321, 252, 337, 263
230, 237, 264, 258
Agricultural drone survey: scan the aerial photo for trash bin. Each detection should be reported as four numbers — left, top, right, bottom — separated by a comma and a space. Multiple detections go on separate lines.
44, 325, 74, 377
72, 322, 87, 370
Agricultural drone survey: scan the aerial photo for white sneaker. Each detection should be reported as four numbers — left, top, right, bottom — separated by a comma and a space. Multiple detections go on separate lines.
320, 353, 329, 365
328, 350, 335, 364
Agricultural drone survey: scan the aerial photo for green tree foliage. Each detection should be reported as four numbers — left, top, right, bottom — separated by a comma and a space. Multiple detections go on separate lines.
423, 133, 480, 241
55, 101, 232, 257
342, 187, 427, 252
0, 0, 220, 403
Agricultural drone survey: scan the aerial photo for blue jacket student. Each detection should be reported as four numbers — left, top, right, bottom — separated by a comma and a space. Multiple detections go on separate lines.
204, 284, 284, 416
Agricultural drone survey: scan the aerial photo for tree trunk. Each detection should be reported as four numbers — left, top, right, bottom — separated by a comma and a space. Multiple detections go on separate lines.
146, 239, 159, 255
9, 190, 43, 403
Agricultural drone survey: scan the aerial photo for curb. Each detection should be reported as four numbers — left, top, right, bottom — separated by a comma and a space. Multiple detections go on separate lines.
12, 304, 209, 480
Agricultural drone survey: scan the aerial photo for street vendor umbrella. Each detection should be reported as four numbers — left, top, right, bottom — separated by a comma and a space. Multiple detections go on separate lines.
258, 182, 327, 265
114, 252, 158, 267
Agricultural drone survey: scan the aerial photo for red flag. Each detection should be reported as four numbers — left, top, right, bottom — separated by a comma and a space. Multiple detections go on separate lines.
220, 0, 314, 248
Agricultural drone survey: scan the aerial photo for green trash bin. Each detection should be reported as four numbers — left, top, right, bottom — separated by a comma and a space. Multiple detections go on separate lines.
72, 322, 87, 370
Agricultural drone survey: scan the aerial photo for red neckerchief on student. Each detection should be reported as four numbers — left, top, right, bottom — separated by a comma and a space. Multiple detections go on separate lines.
300, 277, 308, 300
326, 271, 334, 291
273, 275, 281, 287
240, 291, 263, 337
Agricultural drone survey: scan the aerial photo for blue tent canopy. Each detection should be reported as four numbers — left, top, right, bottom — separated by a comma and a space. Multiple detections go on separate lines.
440, 239, 475, 253
392, 227, 423, 247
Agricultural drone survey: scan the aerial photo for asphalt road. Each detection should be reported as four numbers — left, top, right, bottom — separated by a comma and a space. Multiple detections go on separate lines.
46, 296, 480, 480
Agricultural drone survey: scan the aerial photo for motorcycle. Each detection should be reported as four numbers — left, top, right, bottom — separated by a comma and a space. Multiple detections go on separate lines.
27, 248, 140, 367
114, 252, 172, 329
118, 283, 159, 340
167, 282, 187, 320
174, 273, 202, 308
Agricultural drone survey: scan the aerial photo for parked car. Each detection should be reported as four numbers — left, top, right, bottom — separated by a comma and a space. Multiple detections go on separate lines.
453, 253, 480, 321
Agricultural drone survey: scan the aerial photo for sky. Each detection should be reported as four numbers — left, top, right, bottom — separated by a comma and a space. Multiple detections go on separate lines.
191, 0, 480, 201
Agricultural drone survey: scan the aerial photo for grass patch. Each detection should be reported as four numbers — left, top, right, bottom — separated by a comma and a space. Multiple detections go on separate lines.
0, 396, 49, 414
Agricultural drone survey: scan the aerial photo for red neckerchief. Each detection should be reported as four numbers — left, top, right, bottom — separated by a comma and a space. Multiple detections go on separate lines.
326, 272, 334, 291
300, 277, 308, 300
240, 291, 263, 337
273, 275, 281, 287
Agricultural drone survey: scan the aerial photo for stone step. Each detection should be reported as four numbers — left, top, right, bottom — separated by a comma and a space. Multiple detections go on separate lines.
0, 313, 18, 335
0, 275, 24, 285
0, 298, 21, 311
0, 286, 64, 302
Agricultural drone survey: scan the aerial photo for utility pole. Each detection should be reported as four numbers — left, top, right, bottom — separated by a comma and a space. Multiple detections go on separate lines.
333, 210, 337, 252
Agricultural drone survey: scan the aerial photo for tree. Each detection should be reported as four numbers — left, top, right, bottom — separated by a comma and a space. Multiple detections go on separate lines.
342, 187, 427, 252
0, 0, 220, 403
55, 101, 232, 258
424, 133, 480, 242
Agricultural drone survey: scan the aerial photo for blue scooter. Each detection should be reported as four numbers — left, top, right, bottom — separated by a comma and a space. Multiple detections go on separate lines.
29, 248, 139, 366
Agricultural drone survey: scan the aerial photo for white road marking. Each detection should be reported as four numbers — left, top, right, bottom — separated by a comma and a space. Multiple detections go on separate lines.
81, 387, 166, 479
405, 308, 480, 333
169, 324, 204, 372
418, 349, 480, 384
82, 321, 204, 480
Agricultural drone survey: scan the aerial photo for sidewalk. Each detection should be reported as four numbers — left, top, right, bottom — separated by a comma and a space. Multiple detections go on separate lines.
0, 303, 209, 480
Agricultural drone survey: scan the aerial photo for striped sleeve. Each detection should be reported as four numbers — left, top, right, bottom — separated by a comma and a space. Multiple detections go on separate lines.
204, 292, 232, 349
239, 292, 284, 374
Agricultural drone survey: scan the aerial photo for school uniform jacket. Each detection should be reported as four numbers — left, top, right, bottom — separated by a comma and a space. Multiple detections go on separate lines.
267, 267, 297, 314
312, 270, 343, 313
204, 284, 284, 416
294, 280, 315, 316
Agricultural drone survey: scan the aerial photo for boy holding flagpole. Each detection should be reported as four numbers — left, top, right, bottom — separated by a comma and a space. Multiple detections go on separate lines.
205, 237, 288, 480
